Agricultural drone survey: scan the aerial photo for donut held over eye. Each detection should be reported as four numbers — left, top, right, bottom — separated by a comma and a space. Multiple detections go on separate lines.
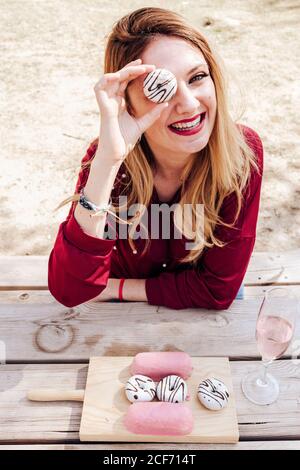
125, 374, 156, 403
143, 68, 177, 103
197, 377, 229, 411
156, 375, 188, 403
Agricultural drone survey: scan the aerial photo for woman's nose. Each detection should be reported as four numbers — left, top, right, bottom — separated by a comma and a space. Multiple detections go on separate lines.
174, 84, 200, 114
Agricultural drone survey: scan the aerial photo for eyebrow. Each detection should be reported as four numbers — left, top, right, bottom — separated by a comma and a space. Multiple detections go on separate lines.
188, 63, 209, 74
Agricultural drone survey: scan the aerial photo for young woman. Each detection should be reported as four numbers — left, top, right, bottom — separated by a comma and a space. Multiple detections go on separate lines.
48, 7, 263, 310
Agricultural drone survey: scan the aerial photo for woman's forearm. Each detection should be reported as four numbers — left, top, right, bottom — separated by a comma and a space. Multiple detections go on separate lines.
122, 278, 147, 301
74, 150, 122, 239
92, 278, 148, 302
105, 278, 147, 301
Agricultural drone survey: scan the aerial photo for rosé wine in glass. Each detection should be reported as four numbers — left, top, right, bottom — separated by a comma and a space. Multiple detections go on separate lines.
256, 315, 294, 361
242, 287, 298, 405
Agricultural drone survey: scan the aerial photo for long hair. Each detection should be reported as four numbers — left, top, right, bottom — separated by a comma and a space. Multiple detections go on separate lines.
55, 7, 260, 265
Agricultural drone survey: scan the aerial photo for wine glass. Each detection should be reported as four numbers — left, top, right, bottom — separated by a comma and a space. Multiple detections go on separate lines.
242, 287, 298, 405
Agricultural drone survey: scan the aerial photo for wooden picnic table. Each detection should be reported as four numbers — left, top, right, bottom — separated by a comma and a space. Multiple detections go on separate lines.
0, 250, 300, 450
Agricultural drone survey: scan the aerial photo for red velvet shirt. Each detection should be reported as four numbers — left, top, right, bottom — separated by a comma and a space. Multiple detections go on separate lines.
48, 125, 263, 310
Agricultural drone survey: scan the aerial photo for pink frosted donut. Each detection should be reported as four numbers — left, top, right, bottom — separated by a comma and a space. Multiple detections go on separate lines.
124, 402, 194, 436
130, 351, 193, 381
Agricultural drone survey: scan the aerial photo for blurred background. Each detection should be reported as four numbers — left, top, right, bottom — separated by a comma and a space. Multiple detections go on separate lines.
1, 0, 299, 255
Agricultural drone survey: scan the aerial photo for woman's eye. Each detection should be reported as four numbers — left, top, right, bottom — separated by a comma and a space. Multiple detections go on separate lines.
190, 73, 208, 83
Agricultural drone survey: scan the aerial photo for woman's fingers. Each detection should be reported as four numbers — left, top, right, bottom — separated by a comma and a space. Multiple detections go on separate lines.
94, 73, 119, 90
95, 64, 155, 91
123, 59, 142, 68
118, 64, 155, 82
136, 102, 169, 134
118, 63, 155, 96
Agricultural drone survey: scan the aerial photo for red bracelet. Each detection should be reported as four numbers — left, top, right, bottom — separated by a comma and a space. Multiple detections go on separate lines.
118, 278, 126, 301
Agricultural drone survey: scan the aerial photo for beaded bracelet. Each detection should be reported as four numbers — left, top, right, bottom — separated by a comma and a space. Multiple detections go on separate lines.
78, 186, 134, 225
79, 187, 111, 216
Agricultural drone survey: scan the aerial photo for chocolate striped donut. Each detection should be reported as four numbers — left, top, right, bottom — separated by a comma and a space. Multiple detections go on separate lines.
156, 375, 188, 403
143, 68, 177, 103
125, 374, 157, 403
197, 378, 229, 410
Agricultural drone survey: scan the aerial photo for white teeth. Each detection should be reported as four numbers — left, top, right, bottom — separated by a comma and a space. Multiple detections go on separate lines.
170, 115, 202, 130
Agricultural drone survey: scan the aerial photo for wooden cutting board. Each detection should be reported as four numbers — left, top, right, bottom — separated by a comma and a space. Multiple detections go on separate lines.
79, 356, 239, 443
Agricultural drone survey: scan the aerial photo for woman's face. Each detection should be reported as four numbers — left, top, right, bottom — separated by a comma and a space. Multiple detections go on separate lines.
127, 36, 217, 161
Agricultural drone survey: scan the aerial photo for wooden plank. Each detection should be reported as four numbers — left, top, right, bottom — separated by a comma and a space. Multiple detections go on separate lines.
0, 250, 299, 290
0, 290, 57, 304
243, 285, 300, 298
233, 360, 300, 440
0, 360, 299, 442
246, 250, 300, 285
1, 441, 300, 449
0, 364, 84, 442
0, 256, 47, 289
1, 293, 300, 361
1, 286, 300, 303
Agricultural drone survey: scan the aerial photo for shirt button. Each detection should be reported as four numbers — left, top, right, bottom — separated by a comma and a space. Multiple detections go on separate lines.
162, 263, 167, 268
122, 173, 127, 178
132, 249, 137, 254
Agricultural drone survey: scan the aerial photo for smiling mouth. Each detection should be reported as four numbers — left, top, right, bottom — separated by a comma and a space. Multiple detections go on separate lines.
168, 112, 206, 134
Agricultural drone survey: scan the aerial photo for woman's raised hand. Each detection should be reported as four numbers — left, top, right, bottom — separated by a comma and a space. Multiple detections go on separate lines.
94, 59, 168, 165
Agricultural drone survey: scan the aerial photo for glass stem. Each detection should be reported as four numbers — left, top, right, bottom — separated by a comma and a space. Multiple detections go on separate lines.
261, 359, 271, 385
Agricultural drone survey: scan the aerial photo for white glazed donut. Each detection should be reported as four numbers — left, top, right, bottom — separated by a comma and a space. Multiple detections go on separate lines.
156, 375, 188, 403
197, 378, 229, 410
143, 68, 177, 103
125, 374, 156, 403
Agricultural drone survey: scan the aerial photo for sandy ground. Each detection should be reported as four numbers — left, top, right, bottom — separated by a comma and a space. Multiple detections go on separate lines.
1, 0, 299, 256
